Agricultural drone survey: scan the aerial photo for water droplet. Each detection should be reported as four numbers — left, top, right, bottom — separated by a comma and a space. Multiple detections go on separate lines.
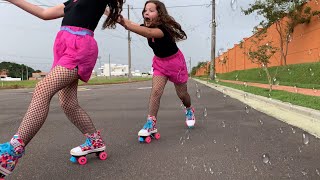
235, 146, 239, 152
218, 48, 224, 56
279, 127, 283, 134
185, 157, 188, 164
244, 93, 248, 100
245, 106, 250, 114
273, 77, 277, 82
262, 153, 270, 164
288, 34, 292, 42
253, 165, 258, 172
196, 89, 201, 99
303, 132, 309, 145
313, 88, 317, 93
222, 121, 226, 128
213, 139, 217, 144
291, 127, 296, 134
203, 108, 208, 117
302, 170, 307, 176
259, 119, 264, 125
191, 164, 196, 170
230, 0, 238, 11
298, 146, 302, 153
316, 169, 320, 176
204, 164, 207, 172
209, 167, 214, 174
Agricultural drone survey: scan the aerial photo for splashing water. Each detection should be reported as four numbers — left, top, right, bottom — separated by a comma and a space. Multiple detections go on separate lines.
230, 0, 238, 11
302, 133, 309, 145
262, 153, 270, 164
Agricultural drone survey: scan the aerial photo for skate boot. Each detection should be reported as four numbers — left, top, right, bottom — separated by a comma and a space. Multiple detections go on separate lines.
0, 135, 25, 179
70, 131, 107, 165
138, 116, 160, 144
185, 107, 196, 128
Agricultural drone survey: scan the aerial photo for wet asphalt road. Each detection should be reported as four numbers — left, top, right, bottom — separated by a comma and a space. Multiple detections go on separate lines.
1, 79, 320, 180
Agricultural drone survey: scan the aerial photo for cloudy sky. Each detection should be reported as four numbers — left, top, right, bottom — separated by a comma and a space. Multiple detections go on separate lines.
0, 0, 259, 73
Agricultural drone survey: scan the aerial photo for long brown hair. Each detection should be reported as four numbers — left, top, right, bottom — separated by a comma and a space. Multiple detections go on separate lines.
142, 0, 187, 41
103, 0, 125, 29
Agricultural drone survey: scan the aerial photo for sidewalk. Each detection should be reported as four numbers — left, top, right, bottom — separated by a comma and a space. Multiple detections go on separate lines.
220, 79, 320, 97
193, 78, 320, 138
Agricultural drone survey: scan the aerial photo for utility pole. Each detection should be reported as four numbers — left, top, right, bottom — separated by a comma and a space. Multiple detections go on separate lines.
98, 56, 102, 76
209, 0, 216, 80
189, 57, 192, 77
127, 4, 132, 81
26, 66, 28, 80
21, 68, 24, 81
108, 54, 111, 79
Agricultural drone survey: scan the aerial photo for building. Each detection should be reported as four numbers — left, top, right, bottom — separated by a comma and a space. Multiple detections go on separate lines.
29, 72, 48, 80
0, 69, 8, 78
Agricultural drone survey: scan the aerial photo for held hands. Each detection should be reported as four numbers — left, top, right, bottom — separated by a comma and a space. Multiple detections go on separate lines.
117, 15, 129, 29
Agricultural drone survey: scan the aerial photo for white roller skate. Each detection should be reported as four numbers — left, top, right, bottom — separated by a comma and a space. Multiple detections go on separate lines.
185, 107, 196, 128
0, 135, 25, 179
138, 116, 160, 144
70, 131, 107, 165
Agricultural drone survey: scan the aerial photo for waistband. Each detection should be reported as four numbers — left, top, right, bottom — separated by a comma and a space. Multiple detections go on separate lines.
154, 50, 182, 61
60, 26, 94, 37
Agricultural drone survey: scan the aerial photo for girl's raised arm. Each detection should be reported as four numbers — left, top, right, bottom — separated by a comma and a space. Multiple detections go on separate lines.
6, 0, 65, 20
118, 17, 164, 39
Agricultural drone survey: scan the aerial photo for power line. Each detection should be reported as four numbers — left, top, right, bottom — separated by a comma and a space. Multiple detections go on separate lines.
0, 1, 210, 9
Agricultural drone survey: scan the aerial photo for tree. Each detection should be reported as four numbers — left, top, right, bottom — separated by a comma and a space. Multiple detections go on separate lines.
243, 0, 320, 65
191, 61, 208, 76
248, 33, 278, 91
0, 61, 36, 80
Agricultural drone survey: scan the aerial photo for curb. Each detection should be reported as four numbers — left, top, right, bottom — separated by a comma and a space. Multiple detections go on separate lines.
193, 78, 320, 138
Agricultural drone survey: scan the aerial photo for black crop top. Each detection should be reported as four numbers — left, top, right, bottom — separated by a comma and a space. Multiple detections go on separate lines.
142, 24, 179, 58
62, 0, 108, 31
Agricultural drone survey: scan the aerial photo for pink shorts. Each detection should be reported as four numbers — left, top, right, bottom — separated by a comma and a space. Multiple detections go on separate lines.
152, 50, 189, 84
52, 26, 98, 82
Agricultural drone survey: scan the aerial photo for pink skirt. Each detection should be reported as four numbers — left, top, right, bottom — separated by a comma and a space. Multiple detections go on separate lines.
152, 50, 188, 84
52, 26, 98, 82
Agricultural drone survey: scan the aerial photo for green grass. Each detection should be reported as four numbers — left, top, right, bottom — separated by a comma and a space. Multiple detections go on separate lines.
215, 62, 320, 89
0, 76, 151, 89
196, 76, 320, 111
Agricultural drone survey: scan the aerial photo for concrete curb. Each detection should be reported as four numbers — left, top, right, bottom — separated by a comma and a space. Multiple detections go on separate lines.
193, 78, 320, 138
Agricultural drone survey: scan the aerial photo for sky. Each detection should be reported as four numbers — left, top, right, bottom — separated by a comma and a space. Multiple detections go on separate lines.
0, 0, 260, 73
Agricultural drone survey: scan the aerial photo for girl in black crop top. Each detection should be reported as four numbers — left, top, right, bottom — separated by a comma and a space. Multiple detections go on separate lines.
118, 0, 196, 143
0, 0, 124, 177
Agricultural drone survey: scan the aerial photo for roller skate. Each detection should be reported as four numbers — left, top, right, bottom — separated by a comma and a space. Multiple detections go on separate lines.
185, 107, 196, 128
138, 116, 160, 144
70, 131, 107, 165
0, 135, 25, 179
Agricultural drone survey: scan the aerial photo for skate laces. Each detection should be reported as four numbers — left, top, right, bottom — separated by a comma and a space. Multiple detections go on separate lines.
0, 142, 22, 158
80, 138, 93, 148
186, 108, 194, 120
143, 119, 153, 130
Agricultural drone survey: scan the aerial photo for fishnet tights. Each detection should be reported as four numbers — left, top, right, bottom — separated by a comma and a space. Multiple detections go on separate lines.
17, 66, 96, 146
148, 76, 191, 117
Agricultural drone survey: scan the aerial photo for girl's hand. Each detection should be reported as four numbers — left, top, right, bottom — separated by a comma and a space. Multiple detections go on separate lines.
117, 15, 128, 29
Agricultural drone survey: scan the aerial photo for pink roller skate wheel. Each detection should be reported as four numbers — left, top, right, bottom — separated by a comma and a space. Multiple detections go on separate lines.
99, 152, 108, 160
154, 133, 161, 140
78, 156, 87, 165
145, 136, 152, 144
